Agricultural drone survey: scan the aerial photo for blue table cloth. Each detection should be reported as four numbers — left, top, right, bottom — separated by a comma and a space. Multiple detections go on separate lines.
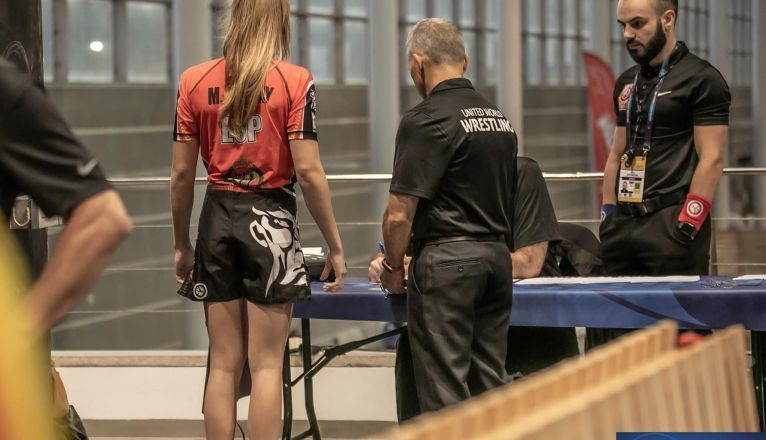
294, 277, 766, 330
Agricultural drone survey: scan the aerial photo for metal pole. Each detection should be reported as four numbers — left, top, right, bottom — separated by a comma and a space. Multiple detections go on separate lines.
172, 0, 213, 349
753, 0, 766, 218
1, 0, 48, 280
588, 0, 612, 68
172, 0, 212, 81
369, 0, 399, 220
497, 0, 525, 155
708, 0, 732, 229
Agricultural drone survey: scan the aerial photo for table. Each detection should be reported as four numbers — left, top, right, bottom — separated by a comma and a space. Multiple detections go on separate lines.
281, 276, 766, 439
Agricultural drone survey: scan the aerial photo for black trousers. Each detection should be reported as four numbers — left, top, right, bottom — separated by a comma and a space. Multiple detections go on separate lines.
396, 325, 580, 422
406, 239, 513, 415
587, 203, 712, 349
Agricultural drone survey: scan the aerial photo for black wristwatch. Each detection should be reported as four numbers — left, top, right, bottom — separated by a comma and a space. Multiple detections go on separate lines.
677, 221, 698, 240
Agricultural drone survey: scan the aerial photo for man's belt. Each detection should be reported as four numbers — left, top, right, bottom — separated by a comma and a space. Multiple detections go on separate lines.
414, 233, 505, 249
617, 191, 686, 217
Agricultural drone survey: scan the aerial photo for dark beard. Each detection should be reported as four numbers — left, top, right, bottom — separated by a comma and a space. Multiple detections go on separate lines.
626, 19, 667, 66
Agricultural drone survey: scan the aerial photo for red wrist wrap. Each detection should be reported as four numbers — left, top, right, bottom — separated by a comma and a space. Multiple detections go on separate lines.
678, 193, 712, 231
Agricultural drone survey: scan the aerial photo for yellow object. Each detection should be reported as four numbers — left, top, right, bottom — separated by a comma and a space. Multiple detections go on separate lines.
0, 217, 55, 440
618, 154, 647, 203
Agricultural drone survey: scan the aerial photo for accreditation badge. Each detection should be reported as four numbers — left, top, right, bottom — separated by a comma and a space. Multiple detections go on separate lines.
617, 155, 646, 203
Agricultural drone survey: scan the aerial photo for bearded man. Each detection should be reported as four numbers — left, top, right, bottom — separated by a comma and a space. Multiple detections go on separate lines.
588, 0, 731, 347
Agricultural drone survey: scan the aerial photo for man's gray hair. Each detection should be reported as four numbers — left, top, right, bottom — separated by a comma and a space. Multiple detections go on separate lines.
406, 18, 465, 65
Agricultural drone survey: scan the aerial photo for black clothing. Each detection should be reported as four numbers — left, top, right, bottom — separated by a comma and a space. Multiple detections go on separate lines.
506, 158, 578, 378
613, 42, 730, 199
603, 42, 727, 273
591, 43, 728, 350
390, 78, 516, 248
0, 60, 111, 220
392, 78, 516, 414
600, 203, 711, 276
191, 188, 311, 304
406, 240, 513, 412
395, 158, 580, 422
513, 157, 560, 276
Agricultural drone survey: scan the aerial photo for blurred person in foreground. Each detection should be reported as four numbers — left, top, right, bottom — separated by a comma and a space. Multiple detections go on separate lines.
0, 58, 132, 439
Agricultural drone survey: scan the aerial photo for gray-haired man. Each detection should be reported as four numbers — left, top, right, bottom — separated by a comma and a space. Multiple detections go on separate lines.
379, 18, 517, 413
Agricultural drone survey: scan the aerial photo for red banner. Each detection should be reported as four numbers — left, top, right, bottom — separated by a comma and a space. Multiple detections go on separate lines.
583, 52, 617, 172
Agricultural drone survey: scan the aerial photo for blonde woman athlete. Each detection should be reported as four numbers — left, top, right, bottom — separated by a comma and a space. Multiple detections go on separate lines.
171, 1, 346, 438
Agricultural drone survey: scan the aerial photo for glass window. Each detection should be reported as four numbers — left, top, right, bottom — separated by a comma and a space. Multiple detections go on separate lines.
289, 15, 299, 64
563, 0, 577, 35
484, 31, 498, 86
545, 0, 559, 33
42, 0, 54, 82
544, 38, 560, 85
344, 0, 368, 18
126, 2, 168, 83
562, 39, 578, 85
67, 0, 113, 82
728, 0, 753, 87
463, 30, 476, 80
485, 0, 499, 29
525, 36, 543, 85
307, 17, 335, 84
459, 0, 475, 27
307, 0, 334, 14
524, 0, 542, 33
344, 20, 368, 84
433, 0, 454, 20
406, 0, 427, 22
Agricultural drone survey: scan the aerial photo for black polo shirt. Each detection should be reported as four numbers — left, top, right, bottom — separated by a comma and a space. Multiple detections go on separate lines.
0, 60, 111, 219
390, 78, 517, 246
613, 42, 730, 199
514, 157, 560, 276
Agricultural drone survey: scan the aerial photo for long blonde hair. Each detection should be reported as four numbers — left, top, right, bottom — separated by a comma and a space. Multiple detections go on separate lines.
221, 0, 291, 135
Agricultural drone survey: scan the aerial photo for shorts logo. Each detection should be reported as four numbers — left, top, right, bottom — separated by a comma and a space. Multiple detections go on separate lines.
686, 200, 704, 218
193, 283, 208, 300
600, 210, 607, 222
618, 84, 634, 111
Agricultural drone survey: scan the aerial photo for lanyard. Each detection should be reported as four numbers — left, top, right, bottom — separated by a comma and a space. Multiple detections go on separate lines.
624, 47, 675, 163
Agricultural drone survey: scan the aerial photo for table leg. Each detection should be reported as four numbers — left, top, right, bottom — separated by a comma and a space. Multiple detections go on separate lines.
282, 341, 293, 440
752, 331, 766, 431
302, 318, 321, 439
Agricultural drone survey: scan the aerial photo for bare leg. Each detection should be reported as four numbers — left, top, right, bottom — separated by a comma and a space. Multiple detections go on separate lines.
204, 299, 247, 440
246, 301, 292, 440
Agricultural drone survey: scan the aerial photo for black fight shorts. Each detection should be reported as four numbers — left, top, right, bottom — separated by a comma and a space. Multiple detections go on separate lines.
190, 188, 311, 304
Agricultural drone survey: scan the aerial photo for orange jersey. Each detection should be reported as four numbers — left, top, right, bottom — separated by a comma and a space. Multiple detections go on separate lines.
173, 58, 317, 190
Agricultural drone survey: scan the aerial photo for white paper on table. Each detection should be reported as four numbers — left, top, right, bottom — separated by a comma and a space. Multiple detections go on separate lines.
733, 275, 766, 281
515, 276, 701, 285
302, 247, 324, 256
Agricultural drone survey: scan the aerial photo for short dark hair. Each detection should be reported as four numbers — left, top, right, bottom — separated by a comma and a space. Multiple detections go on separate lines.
656, 0, 678, 16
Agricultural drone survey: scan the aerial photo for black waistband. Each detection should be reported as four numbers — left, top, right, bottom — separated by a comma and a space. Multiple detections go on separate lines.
617, 190, 686, 217
414, 234, 505, 248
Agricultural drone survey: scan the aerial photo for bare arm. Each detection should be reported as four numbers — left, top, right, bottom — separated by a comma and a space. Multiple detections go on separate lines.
602, 127, 627, 205
511, 241, 548, 279
382, 193, 418, 268
690, 125, 727, 200
170, 140, 199, 283
380, 193, 418, 294
290, 139, 346, 291
25, 190, 132, 332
